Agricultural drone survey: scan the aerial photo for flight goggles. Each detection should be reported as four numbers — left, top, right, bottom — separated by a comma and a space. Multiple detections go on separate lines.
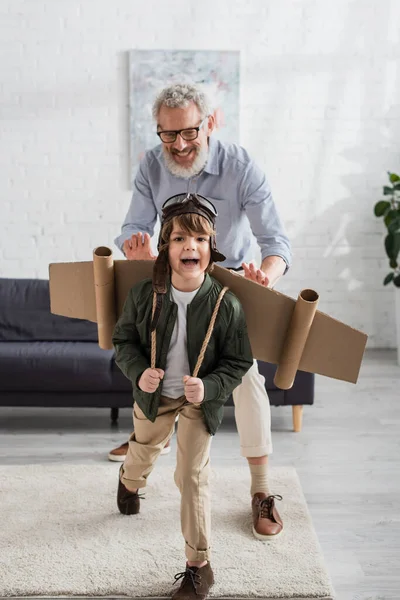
161, 193, 218, 220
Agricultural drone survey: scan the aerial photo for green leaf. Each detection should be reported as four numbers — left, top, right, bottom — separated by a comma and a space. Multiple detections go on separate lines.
385, 232, 400, 261
383, 186, 394, 195
384, 210, 398, 228
394, 274, 400, 287
374, 200, 390, 216
385, 233, 394, 258
384, 272, 394, 285
390, 258, 398, 269
388, 217, 400, 234
389, 172, 400, 183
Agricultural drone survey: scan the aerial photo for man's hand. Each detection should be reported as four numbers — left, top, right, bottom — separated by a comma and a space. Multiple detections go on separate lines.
183, 376, 204, 404
139, 368, 164, 393
123, 232, 157, 261
241, 261, 270, 287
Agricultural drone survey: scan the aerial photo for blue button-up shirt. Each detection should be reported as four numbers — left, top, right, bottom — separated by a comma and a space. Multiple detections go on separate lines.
115, 137, 292, 270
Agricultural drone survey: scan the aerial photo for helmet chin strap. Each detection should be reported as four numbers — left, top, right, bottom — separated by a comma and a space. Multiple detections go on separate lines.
152, 250, 170, 296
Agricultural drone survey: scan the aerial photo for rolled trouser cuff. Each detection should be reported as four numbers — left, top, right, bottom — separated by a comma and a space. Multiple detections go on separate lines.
240, 443, 273, 458
185, 542, 211, 562
120, 472, 147, 491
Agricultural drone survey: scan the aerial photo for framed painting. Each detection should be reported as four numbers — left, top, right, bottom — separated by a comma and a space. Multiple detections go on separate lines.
129, 49, 240, 184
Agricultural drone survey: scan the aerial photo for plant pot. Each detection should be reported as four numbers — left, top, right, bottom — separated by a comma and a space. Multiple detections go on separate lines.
396, 287, 400, 366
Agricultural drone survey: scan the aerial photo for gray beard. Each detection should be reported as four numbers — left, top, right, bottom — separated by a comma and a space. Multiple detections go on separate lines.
163, 145, 208, 179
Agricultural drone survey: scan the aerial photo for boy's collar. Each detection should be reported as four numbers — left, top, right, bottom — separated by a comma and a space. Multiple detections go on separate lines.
167, 273, 212, 302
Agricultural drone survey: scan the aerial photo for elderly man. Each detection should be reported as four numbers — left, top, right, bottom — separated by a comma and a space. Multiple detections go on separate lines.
112, 82, 291, 543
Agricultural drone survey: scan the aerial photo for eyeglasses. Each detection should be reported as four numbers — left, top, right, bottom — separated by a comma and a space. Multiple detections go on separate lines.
156, 117, 208, 143
162, 193, 218, 217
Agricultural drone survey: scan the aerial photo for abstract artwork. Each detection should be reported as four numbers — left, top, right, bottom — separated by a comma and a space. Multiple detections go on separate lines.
129, 49, 240, 184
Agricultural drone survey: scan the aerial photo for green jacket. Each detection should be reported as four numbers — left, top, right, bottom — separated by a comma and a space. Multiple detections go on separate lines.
112, 274, 253, 435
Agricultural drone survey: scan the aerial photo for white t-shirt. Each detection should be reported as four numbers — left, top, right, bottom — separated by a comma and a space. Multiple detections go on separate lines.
162, 285, 200, 399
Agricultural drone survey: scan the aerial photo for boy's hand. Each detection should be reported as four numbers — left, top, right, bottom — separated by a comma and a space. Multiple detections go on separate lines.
183, 376, 204, 404
139, 368, 164, 393
123, 232, 157, 261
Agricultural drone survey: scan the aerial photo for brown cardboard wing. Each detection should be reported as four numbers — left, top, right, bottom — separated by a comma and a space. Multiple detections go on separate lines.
49, 260, 96, 321
49, 247, 368, 389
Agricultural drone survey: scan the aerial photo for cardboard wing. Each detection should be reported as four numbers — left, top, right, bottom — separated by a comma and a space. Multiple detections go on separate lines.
49, 246, 368, 389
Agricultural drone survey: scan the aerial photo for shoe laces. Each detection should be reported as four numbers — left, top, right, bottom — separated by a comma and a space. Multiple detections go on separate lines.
259, 494, 282, 519
173, 566, 201, 589
121, 490, 145, 502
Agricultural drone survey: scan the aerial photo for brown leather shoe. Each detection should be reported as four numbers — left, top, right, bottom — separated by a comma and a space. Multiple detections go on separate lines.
252, 493, 283, 539
172, 563, 214, 600
117, 466, 142, 515
108, 441, 129, 462
108, 437, 172, 462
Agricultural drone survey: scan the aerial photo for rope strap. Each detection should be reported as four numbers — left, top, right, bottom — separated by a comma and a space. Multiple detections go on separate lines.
150, 292, 158, 370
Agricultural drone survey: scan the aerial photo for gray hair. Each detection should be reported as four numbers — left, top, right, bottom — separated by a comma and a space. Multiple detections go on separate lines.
152, 82, 211, 121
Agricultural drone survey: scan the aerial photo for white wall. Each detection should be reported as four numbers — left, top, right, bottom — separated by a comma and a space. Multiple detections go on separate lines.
1, 0, 399, 348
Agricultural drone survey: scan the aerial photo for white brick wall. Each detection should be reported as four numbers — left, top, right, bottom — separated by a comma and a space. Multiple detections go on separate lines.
0, 0, 398, 347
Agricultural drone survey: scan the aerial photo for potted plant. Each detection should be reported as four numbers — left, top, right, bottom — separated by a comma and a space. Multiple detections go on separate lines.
374, 171, 400, 364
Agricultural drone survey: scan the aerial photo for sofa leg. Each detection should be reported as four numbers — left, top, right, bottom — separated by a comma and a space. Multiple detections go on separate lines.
292, 405, 303, 432
110, 408, 119, 424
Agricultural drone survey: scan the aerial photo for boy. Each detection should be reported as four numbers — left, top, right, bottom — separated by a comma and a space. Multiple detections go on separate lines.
112, 193, 253, 600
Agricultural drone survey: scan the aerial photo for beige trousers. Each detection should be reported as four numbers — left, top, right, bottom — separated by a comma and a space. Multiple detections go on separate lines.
229, 267, 273, 458
232, 359, 273, 457
121, 395, 212, 562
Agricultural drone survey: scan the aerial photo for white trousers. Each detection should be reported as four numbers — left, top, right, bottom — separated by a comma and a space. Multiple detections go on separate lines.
232, 359, 273, 457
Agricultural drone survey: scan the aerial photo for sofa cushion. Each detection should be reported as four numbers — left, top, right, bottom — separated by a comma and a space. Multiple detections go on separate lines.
0, 278, 98, 342
0, 342, 114, 392
111, 359, 133, 391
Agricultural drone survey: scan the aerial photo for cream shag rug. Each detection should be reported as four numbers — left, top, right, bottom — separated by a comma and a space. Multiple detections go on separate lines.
0, 464, 334, 599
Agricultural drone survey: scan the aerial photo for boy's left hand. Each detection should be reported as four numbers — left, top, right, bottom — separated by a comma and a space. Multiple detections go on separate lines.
183, 376, 204, 404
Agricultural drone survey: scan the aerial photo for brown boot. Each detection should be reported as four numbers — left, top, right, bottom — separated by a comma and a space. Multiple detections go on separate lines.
117, 466, 142, 515
252, 493, 283, 539
172, 563, 214, 600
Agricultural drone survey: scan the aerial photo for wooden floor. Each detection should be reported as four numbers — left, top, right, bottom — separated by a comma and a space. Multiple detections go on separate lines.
1, 349, 399, 600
